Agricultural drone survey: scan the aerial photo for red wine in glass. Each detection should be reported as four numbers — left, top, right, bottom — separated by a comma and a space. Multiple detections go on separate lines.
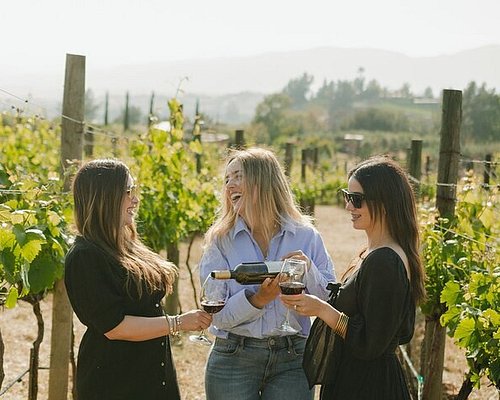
279, 282, 305, 295
273, 258, 307, 334
201, 300, 226, 314
189, 277, 228, 345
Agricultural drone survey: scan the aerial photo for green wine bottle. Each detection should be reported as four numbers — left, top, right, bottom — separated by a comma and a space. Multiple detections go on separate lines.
211, 261, 283, 285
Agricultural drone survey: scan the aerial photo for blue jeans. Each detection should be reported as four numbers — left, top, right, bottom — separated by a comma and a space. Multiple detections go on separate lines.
205, 333, 314, 400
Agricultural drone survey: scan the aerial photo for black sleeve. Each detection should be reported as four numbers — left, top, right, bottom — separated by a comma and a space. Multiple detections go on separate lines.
64, 244, 126, 334
344, 248, 411, 360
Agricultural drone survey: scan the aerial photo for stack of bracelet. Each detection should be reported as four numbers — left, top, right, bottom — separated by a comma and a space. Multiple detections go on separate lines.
335, 312, 349, 339
166, 314, 182, 337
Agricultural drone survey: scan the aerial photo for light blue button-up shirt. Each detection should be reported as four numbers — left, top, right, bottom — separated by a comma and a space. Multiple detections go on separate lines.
199, 216, 336, 339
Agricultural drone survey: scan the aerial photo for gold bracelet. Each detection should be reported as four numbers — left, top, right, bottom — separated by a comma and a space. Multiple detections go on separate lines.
340, 313, 349, 338
166, 315, 175, 336
335, 312, 349, 339
175, 315, 182, 332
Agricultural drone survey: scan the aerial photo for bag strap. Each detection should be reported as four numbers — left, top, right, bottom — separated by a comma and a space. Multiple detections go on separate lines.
326, 282, 341, 305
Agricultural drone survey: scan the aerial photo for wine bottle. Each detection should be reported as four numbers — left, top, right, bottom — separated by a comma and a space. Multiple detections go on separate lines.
211, 261, 283, 285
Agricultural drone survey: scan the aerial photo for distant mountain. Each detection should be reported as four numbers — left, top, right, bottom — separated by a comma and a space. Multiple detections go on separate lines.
88, 45, 500, 96
2, 45, 500, 123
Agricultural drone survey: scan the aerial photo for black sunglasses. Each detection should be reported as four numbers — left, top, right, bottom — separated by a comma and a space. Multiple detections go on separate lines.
126, 184, 138, 199
340, 189, 366, 209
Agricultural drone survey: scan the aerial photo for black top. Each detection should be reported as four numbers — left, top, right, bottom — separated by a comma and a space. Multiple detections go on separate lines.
321, 247, 415, 400
65, 236, 181, 400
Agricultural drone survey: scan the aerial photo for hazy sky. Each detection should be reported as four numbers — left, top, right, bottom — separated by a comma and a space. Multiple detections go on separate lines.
3, 0, 500, 73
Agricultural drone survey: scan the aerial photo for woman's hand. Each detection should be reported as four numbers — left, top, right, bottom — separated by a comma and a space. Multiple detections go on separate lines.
248, 274, 281, 309
282, 250, 312, 271
179, 309, 213, 332
280, 293, 329, 318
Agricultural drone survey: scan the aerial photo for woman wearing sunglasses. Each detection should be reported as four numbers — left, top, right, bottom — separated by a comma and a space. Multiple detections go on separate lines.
281, 155, 426, 399
64, 159, 212, 400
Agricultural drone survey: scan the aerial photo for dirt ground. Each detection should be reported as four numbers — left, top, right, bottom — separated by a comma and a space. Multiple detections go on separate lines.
1, 205, 498, 399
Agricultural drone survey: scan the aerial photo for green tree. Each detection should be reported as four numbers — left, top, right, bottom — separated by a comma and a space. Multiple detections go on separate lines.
354, 67, 365, 95
253, 93, 293, 143
462, 82, 500, 143
333, 80, 356, 108
313, 79, 335, 106
398, 82, 413, 98
362, 79, 383, 100
282, 72, 314, 108
347, 108, 410, 131
424, 86, 434, 98
114, 105, 143, 126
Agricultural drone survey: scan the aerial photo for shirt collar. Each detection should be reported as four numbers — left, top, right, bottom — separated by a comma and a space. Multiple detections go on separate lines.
231, 216, 297, 239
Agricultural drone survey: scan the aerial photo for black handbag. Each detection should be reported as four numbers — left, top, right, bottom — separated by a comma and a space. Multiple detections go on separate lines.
302, 282, 342, 388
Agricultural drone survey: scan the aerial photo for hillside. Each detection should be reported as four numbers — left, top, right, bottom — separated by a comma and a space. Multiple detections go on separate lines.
1, 45, 500, 123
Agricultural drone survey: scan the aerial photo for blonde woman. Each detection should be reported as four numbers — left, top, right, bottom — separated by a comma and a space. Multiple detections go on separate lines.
200, 148, 335, 400
65, 159, 211, 400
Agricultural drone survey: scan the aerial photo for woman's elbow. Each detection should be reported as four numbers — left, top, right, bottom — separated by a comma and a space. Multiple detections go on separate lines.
104, 321, 127, 340
104, 327, 122, 340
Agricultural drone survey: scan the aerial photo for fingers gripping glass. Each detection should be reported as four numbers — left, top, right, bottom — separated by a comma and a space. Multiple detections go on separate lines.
126, 184, 138, 199
341, 189, 365, 209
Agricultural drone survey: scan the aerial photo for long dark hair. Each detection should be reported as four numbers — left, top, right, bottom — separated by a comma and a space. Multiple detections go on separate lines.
72, 159, 177, 297
349, 156, 426, 304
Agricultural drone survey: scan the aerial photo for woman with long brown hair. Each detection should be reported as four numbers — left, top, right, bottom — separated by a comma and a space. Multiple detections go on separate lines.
281, 155, 426, 399
65, 159, 211, 400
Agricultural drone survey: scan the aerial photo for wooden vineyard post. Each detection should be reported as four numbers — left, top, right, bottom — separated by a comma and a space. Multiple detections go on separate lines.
284, 142, 294, 177
421, 89, 461, 400
484, 153, 492, 188
299, 148, 315, 216
104, 91, 109, 126
409, 139, 422, 196
234, 129, 245, 149
48, 53, 85, 400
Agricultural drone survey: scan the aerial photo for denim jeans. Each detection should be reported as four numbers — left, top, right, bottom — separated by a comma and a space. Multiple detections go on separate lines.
205, 333, 314, 400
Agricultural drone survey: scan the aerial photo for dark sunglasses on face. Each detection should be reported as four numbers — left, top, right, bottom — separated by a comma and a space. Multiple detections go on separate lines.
340, 189, 365, 209
126, 184, 138, 199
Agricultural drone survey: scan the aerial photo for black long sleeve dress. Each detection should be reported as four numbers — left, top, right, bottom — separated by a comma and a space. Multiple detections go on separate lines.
320, 247, 415, 400
65, 236, 181, 400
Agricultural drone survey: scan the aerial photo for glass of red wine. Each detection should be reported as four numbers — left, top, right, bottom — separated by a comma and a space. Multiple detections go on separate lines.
189, 276, 228, 345
274, 258, 306, 334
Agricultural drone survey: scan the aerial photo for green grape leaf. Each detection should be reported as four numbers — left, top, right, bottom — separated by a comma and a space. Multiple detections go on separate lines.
47, 210, 61, 226
5, 286, 19, 308
12, 224, 27, 245
0, 228, 16, 250
441, 281, 461, 305
483, 309, 500, 326
0, 248, 17, 280
455, 318, 476, 345
29, 251, 63, 293
21, 239, 44, 262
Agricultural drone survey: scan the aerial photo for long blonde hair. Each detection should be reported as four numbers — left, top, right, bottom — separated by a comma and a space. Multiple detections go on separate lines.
72, 159, 177, 298
205, 148, 312, 246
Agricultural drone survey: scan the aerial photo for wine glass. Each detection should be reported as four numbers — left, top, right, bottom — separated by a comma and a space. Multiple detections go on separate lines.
189, 276, 228, 345
274, 258, 306, 334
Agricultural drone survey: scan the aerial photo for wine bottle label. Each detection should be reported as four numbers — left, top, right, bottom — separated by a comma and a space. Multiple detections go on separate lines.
264, 261, 284, 272
210, 261, 284, 284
